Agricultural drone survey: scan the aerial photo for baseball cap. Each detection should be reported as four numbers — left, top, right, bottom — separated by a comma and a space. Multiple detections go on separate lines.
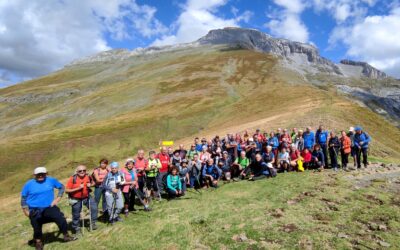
34, 167, 47, 175
110, 162, 119, 168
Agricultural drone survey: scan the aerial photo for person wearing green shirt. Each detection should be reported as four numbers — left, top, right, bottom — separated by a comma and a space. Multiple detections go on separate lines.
233, 151, 250, 180
145, 151, 162, 199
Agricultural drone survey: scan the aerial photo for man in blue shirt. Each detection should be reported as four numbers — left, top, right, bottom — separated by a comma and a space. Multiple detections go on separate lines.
21, 167, 75, 249
354, 126, 371, 168
316, 125, 330, 167
303, 127, 315, 150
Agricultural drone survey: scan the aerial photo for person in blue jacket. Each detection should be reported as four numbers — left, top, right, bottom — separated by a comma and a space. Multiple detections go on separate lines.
303, 127, 315, 149
21, 167, 75, 250
316, 125, 330, 167
311, 144, 325, 170
202, 158, 222, 188
354, 126, 371, 168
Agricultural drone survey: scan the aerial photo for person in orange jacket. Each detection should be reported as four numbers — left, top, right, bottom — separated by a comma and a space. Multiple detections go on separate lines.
340, 131, 352, 170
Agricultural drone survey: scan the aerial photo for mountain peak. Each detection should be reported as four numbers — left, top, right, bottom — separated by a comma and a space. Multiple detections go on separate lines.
339, 59, 387, 79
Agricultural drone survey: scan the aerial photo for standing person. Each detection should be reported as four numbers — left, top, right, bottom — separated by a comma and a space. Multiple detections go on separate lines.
340, 131, 351, 170
199, 145, 212, 163
102, 162, 125, 224
294, 130, 304, 151
92, 159, 109, 217
177, 144, 187, 159
157, 147, 170, 194
348, 127, 357, 167
186, 144, 199, 161
225, 134, 238, 161
328, 131, 341, 171
268, 132, 279, 160
354, 126, 371, 168
166, 167, 182, 199
291, 128, 298, 142
303, 127, 315, 150
147, 151, 162, 199
134, 150, 148, 194
316, 125, 330, 168
179, 159, 190, 194
280, 129, 292, 149
21, 167, 75, 250
65, 165, 98, 236
202, 159, 222, 188
188, 153, 203, 188
171, 150, 182, 167
121, 159, 138, 216
195, 137, 203, 152
276, 128, 282, 139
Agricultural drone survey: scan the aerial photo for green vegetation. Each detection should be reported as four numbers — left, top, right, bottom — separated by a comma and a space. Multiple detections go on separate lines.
1, 169, 399, 249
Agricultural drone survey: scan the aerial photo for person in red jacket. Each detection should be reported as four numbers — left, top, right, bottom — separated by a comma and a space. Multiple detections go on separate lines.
340, 131, 352, 170
134, 149, 148, 193
65, 165, 98, 236
157, 146, 170, 194
301, 148, 312, 170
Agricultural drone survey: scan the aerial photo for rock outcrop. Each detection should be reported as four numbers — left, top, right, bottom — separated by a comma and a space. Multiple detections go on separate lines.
340, 60, 387, 79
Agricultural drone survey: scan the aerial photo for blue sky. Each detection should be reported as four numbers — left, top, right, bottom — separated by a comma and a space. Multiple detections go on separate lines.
1, 0, 399, 87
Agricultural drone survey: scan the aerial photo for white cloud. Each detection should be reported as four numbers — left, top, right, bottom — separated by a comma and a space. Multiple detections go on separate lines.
0, 0, 166, 83
265, 0, 309, 42
152, 0, 252, 46
330, 7, 400, 77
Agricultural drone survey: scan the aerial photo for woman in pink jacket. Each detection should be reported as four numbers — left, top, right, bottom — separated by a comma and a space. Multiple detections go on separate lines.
121, 159, 138, 216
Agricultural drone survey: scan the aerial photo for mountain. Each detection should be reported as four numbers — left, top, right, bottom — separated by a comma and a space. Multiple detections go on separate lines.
0, 27, 399, 197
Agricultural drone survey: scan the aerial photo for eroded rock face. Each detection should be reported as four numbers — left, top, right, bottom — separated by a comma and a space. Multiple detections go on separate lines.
340, 60, 387, 79
198, 27, 342, 75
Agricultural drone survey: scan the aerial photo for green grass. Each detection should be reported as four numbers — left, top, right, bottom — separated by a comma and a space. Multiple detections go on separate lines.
0, 170, 399, 249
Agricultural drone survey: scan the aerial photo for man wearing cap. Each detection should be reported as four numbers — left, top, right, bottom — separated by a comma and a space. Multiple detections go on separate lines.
65, 165, 98, 236
354, 126, 371, 168
316, 125, 330, 168
21, 167, 75, 250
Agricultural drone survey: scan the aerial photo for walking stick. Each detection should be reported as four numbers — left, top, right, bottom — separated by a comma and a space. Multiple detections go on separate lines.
88, 196, 92, 231
132, 187, 150, 210
81, 200, 85, 235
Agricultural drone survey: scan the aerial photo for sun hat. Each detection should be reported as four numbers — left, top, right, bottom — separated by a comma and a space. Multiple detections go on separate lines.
34, 167, 47, 175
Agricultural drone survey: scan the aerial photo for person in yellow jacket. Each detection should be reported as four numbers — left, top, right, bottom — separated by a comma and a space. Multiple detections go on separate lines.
146, 151, 162, 199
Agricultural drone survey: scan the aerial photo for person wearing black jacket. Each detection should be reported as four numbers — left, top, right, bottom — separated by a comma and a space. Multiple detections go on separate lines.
311, 144, 325, 170
328, 131, 341, 171
248, 154, 270, 181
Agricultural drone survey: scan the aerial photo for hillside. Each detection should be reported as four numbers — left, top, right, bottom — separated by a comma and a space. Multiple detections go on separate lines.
0, 39, 400, 196
1, 165, 399, 249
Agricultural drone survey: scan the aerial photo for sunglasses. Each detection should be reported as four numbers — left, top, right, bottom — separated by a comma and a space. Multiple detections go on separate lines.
77, 170, 87, 173
36, 173, 46, 177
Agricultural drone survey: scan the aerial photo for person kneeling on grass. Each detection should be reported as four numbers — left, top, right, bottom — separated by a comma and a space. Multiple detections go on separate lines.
311, 144, 325, 171
277, 148, 290, 173
202, 158, 222, 188
248, 154, 271, 181
21, 167, 75, 250
102, 162, 125, 224
233, 150, 250, 180
167, 167, 183, 199
65, 165, 98, 237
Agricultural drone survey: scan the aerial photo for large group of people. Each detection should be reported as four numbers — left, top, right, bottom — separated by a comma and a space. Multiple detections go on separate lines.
21, 125, 371, 250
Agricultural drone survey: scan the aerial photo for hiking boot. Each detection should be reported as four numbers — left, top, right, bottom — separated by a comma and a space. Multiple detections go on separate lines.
35, 240, 44, 250
144, 206, 152, 212
115, 216, 123, 222
248, 177, 254, 181
63, 234, 76, 242
124, 209, 129, 217
90, 223, 98, 231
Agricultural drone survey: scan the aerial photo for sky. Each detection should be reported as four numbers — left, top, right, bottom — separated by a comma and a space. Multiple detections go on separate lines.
1, 0, 399, 88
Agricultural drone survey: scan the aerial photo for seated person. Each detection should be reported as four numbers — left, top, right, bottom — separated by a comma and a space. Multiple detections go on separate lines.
166, 167, 182, 199
202, 159, 222, 188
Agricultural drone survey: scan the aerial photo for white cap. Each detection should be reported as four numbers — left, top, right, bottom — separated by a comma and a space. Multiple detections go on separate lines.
34, 167, 47, 175
125, 158, 134, 164
349, 127, 355, 132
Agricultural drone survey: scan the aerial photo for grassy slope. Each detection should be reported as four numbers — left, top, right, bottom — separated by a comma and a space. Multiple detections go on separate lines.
0, 47, 400, 197
0, 170, 399, 249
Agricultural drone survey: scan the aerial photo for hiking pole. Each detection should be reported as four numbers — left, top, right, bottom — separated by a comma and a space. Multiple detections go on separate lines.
88, 196, 92, 231
81, 200, 85, 235
108, 193, 117, 225
132, 187, 150, 211
155, 174, 162, 201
